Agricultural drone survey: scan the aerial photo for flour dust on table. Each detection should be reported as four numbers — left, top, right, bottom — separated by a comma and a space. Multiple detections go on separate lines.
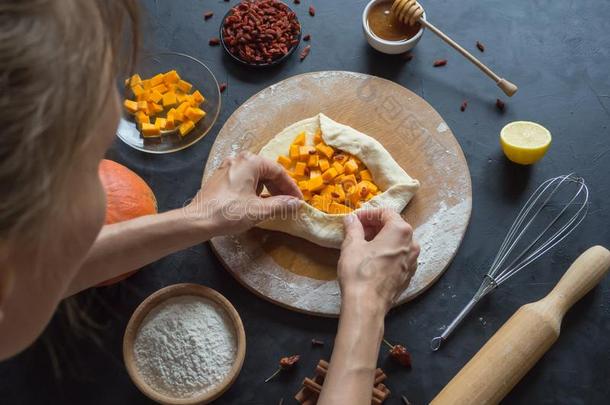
133, 295, 237, 399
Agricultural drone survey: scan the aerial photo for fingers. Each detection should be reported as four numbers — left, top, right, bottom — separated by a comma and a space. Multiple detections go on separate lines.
355, 208, 403, 241
235, 152, 303, 199
255, 195, 301, 222
341, 214, 365, 249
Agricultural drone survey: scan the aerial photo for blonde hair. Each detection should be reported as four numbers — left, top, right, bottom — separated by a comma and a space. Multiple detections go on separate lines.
0, 0, 139, 246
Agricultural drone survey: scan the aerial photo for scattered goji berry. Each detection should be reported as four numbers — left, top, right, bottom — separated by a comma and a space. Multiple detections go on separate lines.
476, 40, 485, 52
303, 33, 311, 41
433, 59, 447, 67
496, 98, 505, 111
219, 83, 227, 93
203, 11, 214, 20
309, 5, 315, 16
300, 44, 311, 61
209, 37, 220, 46
460, 100, 468, 111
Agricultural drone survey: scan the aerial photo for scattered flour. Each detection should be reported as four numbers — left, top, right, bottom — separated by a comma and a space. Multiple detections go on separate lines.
133, 296, 237, 399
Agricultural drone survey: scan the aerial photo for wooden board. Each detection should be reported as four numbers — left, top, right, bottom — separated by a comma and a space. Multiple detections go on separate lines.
203, 71, 472, 317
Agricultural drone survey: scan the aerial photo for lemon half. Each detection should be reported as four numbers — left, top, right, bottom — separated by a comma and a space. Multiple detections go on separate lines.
500, 121, 552, 165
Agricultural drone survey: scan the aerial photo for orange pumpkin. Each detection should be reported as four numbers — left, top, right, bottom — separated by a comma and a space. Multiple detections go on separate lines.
96, 159, 157, 286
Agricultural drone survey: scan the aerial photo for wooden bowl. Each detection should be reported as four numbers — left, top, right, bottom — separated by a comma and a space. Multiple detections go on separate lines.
123, 284, 246, 404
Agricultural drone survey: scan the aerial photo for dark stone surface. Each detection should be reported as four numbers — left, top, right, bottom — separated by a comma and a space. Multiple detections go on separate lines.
1, 0, 609, 404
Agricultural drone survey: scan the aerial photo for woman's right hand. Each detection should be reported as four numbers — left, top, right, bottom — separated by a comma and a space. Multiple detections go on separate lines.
338, 208, 420, 315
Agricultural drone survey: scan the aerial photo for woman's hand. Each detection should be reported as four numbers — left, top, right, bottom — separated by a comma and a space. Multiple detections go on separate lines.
185, 151, 303, 236
338, 208, 420, 315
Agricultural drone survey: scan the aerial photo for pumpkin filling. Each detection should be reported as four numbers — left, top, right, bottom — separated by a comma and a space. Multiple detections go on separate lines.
277, 130, 382, 214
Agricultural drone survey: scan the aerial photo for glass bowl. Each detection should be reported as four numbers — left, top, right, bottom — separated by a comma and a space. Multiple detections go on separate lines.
117, 52, 221, 154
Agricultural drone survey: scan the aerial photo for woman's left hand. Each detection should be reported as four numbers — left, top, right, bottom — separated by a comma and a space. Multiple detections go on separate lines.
185, 151, 303, 236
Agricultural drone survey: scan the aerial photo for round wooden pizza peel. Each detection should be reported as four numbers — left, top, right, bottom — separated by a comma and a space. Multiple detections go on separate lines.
203, 71, 472, 317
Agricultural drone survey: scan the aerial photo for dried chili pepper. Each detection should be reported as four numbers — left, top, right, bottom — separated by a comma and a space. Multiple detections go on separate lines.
309, 6, 315, 16
433, 59, 447, 67
300, 45, 311, 61
265, 355, 301, 382
496, 98, 505, 111
476, 40, 485, 52
460, 100, 468, 112
383, 339, 412, 368
203, 11, 214, 20
209, 37, 220, 46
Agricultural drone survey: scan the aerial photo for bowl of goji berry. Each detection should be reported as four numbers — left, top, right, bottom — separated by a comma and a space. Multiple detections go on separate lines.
220, 0, 301, 67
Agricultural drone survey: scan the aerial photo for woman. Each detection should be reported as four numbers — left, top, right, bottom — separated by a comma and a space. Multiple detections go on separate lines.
0, 1, 419, 404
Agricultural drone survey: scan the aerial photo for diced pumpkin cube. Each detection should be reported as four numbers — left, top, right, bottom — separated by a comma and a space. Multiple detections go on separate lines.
184, 107, 206, 123
165, 111, 175, 129
277, 155, 292, 169
332, 184, 346, 202
347, 186, 361, 206
163, 70, 181, 84
344, 159, 359, 174
289, 144, 300, 160
322, 167, 338, 182
150, 73, 165, 87
320, 184, 335, 196
135, 111, 149, 125
333, 174, 345, 184
293, 132, 306, 146
309, 169, 321, 179
137, 100, 148, 111
178, 80, 193, 93
359, 169, 373, 181
142, 79, 152, 90
341, 174, 357, 189
191, 90, 204, 104
308, 175, 325, 192
173, 108, 184, 122
315, 143, 334, 159
148, 102, 163, 115
319, 158, 330, 172
149, 90, 163, 104
123, 99, 138, 114
162, 91, 177, 107
307, 154, 319, 168
357, 180, 378, 194
313, 129, 322, 144
152, 84, 168, 94
178, 120, 195, 137
294, 162, 307, 176
364, 192, 375, 201
141, 122, 161, 137
177, 101, 190, 115
332, 161, 345, 175
302, 190, 312, 201
299, 146, 315, 160
131, 85, 145, 98
154, 117, 167, 130
328, 202, 352, 214
177, 93, 188, 103
129, 74, 142, 87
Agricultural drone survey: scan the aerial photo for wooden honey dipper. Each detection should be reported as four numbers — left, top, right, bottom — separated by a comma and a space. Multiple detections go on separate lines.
391, 0, 518, 96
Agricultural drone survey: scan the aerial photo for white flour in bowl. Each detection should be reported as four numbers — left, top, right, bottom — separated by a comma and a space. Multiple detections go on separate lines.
133, 295, 237, 399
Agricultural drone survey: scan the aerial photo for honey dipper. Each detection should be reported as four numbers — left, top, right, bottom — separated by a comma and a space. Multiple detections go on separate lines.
391, 0, 518, 96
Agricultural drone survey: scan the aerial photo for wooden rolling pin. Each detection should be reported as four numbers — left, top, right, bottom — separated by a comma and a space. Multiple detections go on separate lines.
431, 245, 610, 405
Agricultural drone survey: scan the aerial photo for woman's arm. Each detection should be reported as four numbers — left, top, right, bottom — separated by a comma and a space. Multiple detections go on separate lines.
65, 152, 302, 296
318, 209, 420, 405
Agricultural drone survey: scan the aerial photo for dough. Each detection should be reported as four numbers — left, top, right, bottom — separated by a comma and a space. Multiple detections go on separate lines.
257, 113, 420, 248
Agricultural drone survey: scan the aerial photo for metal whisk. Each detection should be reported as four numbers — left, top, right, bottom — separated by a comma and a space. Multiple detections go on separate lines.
430, 174, 589, 351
